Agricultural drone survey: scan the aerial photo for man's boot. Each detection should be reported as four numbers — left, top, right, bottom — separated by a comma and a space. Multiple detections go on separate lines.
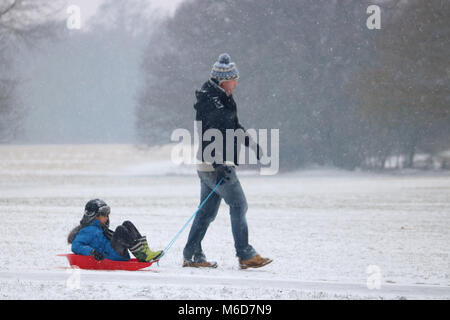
182, 253, 218, 268
182, 259, 218, 268
239, 254, 273, 270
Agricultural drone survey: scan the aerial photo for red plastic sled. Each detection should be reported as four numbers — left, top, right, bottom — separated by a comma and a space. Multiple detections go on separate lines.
58, 254, 157, 271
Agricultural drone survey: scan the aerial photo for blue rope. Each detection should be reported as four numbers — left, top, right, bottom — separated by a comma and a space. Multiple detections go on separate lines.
156, 178, 224, 262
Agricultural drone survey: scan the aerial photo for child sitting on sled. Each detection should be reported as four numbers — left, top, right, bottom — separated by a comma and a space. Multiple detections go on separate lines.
67, 199, 162, 262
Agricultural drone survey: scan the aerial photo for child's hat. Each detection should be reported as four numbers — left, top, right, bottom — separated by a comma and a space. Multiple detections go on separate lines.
85, 199, 109, 215
81, 199, 110, 225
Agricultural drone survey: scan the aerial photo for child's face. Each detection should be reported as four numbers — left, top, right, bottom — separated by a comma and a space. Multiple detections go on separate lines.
97, 215, 109, 225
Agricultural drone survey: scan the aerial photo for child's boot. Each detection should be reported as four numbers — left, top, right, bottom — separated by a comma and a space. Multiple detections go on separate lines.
130, 236, 163, 262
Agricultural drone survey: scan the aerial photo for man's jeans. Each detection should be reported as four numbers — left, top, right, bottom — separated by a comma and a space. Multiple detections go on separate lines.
183, 167, 257, 261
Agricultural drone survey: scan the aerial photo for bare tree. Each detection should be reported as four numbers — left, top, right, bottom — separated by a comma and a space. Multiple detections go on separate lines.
0, 0, 62, 46
0, 0, 63, 142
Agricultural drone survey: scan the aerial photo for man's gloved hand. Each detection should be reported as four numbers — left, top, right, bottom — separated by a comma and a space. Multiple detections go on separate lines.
215, 164, 232, 185
90, 249, 104, 261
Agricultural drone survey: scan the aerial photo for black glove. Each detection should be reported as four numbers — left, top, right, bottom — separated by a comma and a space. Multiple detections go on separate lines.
214, 164, 232, 184
90, 249, 104, 261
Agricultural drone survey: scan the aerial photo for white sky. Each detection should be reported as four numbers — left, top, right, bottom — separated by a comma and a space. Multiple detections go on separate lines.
63, 0, 185, 21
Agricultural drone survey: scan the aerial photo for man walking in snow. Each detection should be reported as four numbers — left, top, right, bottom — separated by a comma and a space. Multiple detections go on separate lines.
182, 53, 273, 269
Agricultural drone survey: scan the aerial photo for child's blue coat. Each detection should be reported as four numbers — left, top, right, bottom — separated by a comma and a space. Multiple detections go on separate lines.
71, 220, 129, 261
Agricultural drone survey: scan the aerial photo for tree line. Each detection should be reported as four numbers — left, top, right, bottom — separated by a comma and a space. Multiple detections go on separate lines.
136, 0, 449, 171
1, 0, 448, 171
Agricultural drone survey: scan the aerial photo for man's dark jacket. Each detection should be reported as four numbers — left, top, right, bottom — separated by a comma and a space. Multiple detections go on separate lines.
194, 78, 250, 167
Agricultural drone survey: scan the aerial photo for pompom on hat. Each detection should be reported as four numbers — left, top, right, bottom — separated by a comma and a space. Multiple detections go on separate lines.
210, 53, 239, 82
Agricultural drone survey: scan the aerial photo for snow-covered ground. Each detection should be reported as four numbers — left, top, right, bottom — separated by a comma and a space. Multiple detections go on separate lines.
0, 144, 449, 299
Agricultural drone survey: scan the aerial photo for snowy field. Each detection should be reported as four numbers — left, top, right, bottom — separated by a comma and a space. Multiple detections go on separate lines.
0, 144, 449, 300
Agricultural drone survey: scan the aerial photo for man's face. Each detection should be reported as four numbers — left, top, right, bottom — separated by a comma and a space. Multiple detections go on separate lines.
220, 79, 238, 96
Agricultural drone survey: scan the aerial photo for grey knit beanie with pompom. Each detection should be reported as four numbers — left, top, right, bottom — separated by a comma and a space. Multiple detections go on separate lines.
210, 53, 239, 82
